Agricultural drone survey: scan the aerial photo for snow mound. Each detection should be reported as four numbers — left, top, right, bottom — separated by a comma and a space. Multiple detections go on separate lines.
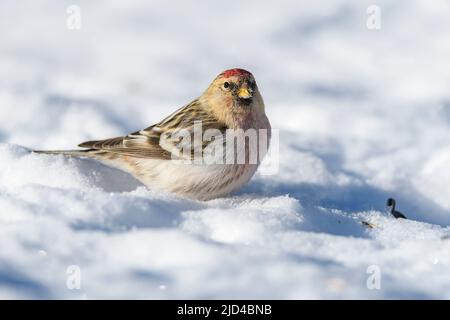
1, 144, 450, 299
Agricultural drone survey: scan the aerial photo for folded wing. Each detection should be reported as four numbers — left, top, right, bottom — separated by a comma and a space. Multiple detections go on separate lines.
78, 99, 228, 161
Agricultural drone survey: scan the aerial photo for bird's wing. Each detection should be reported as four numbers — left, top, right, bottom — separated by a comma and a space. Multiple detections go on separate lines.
78, 99, 228, 160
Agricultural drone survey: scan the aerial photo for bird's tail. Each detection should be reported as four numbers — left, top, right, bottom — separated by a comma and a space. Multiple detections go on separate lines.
33, 149, 97, 158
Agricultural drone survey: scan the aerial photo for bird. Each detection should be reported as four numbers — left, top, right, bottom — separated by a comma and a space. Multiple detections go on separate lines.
386, 198, 407, 219
34, 68, 271, 200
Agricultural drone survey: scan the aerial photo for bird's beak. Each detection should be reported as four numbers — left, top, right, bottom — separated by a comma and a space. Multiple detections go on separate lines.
238, 87, 253, 99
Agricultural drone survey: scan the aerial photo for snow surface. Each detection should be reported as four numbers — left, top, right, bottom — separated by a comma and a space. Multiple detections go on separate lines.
1, 0, 450, 299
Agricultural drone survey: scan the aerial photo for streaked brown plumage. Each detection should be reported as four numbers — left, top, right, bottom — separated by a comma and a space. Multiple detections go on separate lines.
35, 69, 271, 200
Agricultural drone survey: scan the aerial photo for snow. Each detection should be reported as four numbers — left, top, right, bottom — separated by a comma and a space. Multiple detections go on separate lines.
1, 0, 450, 299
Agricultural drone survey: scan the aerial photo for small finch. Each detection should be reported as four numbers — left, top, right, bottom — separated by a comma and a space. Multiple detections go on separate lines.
36, 69, 271, 200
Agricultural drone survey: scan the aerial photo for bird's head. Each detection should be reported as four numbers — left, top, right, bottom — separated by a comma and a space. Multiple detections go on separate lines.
201, 68, 265, 127
386, 198, 395, 210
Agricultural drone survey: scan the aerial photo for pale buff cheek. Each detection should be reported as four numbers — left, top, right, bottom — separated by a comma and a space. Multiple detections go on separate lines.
208, 95, 235, 127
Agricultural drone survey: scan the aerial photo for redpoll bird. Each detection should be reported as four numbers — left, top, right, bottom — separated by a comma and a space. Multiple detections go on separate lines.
35, 69, 271, 200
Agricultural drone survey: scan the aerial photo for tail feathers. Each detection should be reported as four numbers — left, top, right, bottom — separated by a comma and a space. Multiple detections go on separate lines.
33, 149, 97, 157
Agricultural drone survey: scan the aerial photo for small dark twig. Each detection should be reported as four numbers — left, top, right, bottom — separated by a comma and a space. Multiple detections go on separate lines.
386, 198, 407, 219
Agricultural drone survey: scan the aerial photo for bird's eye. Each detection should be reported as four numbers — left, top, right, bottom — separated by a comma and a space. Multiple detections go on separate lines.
223, 82, 230, 89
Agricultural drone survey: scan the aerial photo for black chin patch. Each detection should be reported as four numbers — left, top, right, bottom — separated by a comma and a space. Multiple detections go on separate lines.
237, 98, 253, 106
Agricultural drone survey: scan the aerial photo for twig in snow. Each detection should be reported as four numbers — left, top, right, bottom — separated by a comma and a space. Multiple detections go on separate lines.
386, 198, 407, 219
